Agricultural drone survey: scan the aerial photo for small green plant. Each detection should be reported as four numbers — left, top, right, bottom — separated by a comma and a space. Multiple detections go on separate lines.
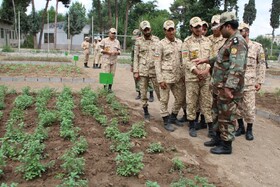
111, 132, 133, 152
130, 121, 147, 138
170, 176, 215, 187
146, 142, 164, 154
258, 90, 266, 97
275, 88, 280, 97
0, 183, 18, 187
146, 180, 160, 187
58, 172, 88, 187
72, 136, 88, 155
171, 158, 185, 171
2, 45, 14, 52
61, 152, 85, 175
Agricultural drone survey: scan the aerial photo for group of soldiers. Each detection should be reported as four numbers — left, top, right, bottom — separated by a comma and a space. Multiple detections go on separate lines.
132, 11, 266, 155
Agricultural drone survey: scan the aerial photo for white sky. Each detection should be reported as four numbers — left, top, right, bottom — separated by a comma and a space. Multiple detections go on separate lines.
0, 0, 279, 38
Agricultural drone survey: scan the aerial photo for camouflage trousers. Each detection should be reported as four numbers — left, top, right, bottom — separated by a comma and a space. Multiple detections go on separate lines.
186, 81, 212, 123
84, 52, 89, 63
94, 53, 102, 65
237, 90, 255, 123
102, 58, 117, 75
159, 80, 185, 117
134, 76, 154, 92
139, 76, 160, 108
212, 90, 241, 142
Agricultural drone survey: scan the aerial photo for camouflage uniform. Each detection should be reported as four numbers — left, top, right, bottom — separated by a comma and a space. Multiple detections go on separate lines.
133, 35, 160, 107
208, 35, 226, 58
94, 40, 102, 68
182, 34, 213, 124
81, 37, 90, 67
155, 37, 184, 117
210, 31, 248, 142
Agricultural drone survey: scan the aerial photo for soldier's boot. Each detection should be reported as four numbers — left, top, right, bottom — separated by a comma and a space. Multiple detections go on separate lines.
178, 109, 188, 123
207, 122, 216, 138
204, 132, 221, 147
143, 106, 150, 121
245, 123, 254, 141
235, 118, 245, 136
189, 120, 197, 137
108, 84, 113, 93
148, 91, 154, 102
135, 91, 141, 100
84, 63, 89, 68
196, 114, 207, 130
98, 64, 102, 69
210, 141, 232, 154
163, 115, 175, 132
169, 113, 184, 127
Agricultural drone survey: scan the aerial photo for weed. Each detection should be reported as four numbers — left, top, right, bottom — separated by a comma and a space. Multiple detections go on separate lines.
146, 142, 164, 154
111, 132, 133, 152
58, 172, 88, 187
258, 90, 265, 97
2, 45, 14, 52
72, 136, 88, 155
0, 183, 18, 187
130, 121, 147, 138
170, 176, 215, 187
171, 157, 185, 172
146, 180, 160, 187
61, 152, 85, 175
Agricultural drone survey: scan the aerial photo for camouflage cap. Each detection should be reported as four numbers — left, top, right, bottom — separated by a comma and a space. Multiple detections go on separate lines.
109, 28, 117, 33
140, 20, 151, 30
238, 22, 250, 30
132, 29, 141, 36
211, 14, 220, 24
202, 21, 209, 28
163, 20, 175, 30
212, 12, 237, 30
84, 36, 89, 40
190, 17, 203, 27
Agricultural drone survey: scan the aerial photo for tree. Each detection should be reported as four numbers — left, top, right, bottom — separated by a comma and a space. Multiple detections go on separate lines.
38, 0, 50, 49
63, 2, 87, 50
54, 1, 69, 49
270, 0, 280, 55
243, 0, 256, 25
29, 0, 40, 48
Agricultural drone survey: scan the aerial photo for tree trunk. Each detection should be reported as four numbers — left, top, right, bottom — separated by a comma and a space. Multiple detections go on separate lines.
12, 0, 17, 39
270, 28, 275, 56
54, 0, 58, 49
224, 0, 228, 11
31, 0, 38, 49
115, 0, 118, 32
107, 0, 112, 28
38, 0, 50, 49
124, 0, 130, 51
97, 0, 102, 34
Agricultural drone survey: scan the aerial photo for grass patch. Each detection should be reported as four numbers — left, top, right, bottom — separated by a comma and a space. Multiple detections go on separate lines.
2, 56, 71, 62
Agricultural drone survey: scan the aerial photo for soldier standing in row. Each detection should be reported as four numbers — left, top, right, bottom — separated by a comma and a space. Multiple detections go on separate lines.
100, 28, 121, 92
194, 12, 248, 154
133, 21, 160, 121
81, 36, 91, 68
154, 20, 185, 132
182, 17, 213, 137
235, 23, 266, 141
93, 37, 102, 69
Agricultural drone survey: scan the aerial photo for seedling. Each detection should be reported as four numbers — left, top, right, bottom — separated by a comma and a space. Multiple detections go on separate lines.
146, 142, 164, 154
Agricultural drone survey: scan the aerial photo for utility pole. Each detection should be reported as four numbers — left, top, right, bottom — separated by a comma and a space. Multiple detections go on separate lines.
18, 11, 20, 51
68, 14, 70, 53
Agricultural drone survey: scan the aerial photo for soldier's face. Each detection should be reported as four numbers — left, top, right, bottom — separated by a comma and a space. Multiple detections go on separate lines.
165, 28, 175, 41
212, 23, 221, 36
191, 25, 202, 36
109, 32, 116, 39
220, 25, 230, 38
142, 27, 151, 37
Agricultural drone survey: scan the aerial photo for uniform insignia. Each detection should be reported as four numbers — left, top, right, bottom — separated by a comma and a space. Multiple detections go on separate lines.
260, 53, 265, 60
190, 50, 198, 59
182, 50, 188, 58
232, 37, 239, 44
231, 48, 237, 55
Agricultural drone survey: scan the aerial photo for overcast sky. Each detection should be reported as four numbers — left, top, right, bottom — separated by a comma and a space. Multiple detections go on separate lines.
0, 0, 279, 38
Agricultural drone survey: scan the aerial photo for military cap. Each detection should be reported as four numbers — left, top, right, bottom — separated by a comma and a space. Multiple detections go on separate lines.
190, 17, 203, 27
132, 29, 141, 36
202, 21, 209, 28
238, 22, 250, 30
163, 20, 175, 30
212, 11, 237, 30
140, 20, 151, 30
211, 15, 220, 24
109, 28, 117, 33
84, 36, 89, 40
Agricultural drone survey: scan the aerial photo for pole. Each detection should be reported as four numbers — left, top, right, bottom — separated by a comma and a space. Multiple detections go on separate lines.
18, 11, 20, 51
92, 16, 94, 53
48, 11, 50, 54
68, 14, 70, 54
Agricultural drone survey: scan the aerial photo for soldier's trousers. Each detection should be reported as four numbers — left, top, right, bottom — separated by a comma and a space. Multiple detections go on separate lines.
84, 53, 89, 63
237, 90, 255, 123
134, 77, 154, 92
159, 80, 185, 117
139, 76, 160, 108
186, 81, 212, 123
102, 58, 117, 75
212, 91, 241, 142
95, 53, 102, 65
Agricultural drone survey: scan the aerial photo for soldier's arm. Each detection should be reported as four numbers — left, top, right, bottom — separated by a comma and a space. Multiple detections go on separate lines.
133, 40, 140, 73
224, 42, 248, 90
182, 42, 199, 75
154, 43, 164, 83
256, 45, 266, 90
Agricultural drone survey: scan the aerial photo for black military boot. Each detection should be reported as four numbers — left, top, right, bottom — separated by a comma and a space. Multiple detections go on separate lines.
210, 141, 232, 154
178, 109, 188, 123
84, 63, 89, 68
196, 114, 207, 130
143, 106, 150, 121
245, 123, 254, 141
169, 113, 184, 127
163, 115, 175, 132
135, 91, 141, 100
98, 64, 101, 69
235, 118, 245, 136
108, 84, 112, 92
148, 91, 154, 102
207, 122, 216, 138
204, 132, 220, 147
189, 120, 197, 137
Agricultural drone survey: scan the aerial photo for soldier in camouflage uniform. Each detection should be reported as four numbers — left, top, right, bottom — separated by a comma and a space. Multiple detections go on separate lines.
133, 21, 160, 121
81, 36, 91, 68
131, 29, 155, 101
100, 28, 121, 92
93, 38, 102, 69
194, 12, 248, 154
154, 20, 185, 132
235, 23, 266, 141
182, 17, 213, 137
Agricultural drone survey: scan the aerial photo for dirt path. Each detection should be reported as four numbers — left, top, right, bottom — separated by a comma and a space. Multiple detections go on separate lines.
1, 57, 280, 186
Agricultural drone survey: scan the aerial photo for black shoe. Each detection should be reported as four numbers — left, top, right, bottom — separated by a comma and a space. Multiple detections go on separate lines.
163, 116, 175, 132
195, 122, 207, 130
235, 127, 245, 136
210, 141, 232, 154
207, 123, 216, 138
177, 115, 188, 123
135, 92, 141, 100
169, 113, 184, 127
189, 121, 197, 137
148, 91, 154, 102
84, 65, 89, 68
204, 132, 220, 147
143, 106, 150, 121
245, 129, 254, 141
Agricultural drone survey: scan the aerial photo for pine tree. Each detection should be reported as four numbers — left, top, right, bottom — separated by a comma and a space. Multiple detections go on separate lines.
243, 0, 256, 25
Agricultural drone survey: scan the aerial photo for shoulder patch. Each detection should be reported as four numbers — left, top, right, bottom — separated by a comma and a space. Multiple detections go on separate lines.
231, 48, 238, 55
232, 37, 239, 45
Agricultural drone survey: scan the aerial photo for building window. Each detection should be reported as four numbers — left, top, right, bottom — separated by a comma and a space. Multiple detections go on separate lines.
44, 33, 54, 43
0, 28, 4, 38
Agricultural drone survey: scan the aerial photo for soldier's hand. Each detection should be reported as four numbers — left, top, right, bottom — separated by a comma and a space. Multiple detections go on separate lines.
224, 87, 233, 99
192, 58, 208, 65
134, 72, 140, 80
160, 82, 167, 89
255, 83, 262, 91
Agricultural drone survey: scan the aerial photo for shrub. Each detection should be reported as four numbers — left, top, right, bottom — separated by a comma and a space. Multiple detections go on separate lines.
2, 45, 14, 52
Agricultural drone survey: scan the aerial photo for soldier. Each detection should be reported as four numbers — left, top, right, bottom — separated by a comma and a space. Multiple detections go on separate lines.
235, 23, 266, 140
131, 29, 155, 101
154, 20, 185, 132
93, 37, 102, 69
182, 17, 213, 137
201, 21, 209, 36
194, 12, 248, 154
133, 21, 160, 120
81, 36, 91, 68
100, 28, 121, 92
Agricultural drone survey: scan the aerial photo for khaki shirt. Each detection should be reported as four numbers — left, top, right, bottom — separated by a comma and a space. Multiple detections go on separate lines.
133, 35, 160, 77
182, 34, 212, 82
154, 37, 183, 84
208, 34, 226, 58
100, 37, 121, 63
81, 41, 90, 55
245, 40, 266, 91
95, 41, 102, 55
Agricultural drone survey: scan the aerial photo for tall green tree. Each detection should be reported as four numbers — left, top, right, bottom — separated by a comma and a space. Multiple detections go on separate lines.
270, 0, 280, 55
243, 0, 256, 25
64, 2, 87, 50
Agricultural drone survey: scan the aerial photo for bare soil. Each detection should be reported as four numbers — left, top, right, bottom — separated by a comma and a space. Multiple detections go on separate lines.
256, 93, 280, 115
